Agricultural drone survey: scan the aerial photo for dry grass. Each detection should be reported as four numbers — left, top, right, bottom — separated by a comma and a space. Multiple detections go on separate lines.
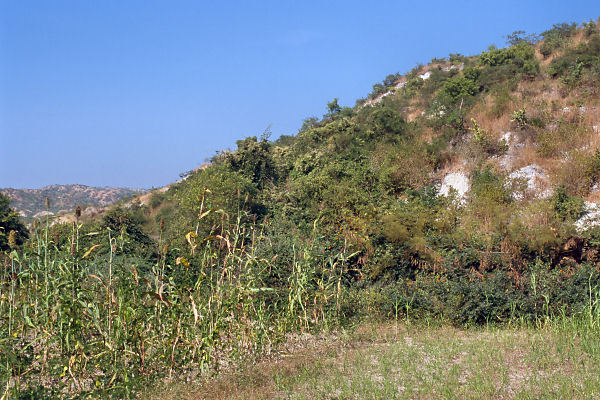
147, 322, 600, 400
146, 330, 352, 400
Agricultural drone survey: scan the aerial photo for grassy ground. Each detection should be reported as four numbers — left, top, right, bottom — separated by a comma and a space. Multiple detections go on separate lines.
150, 321, 600, 400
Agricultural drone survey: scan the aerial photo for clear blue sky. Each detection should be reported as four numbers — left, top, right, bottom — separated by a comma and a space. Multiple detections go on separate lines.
1, 1, 598, 189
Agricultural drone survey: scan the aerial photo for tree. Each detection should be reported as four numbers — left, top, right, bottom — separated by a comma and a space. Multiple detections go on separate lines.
0, 193, 29, 251
223, 135, 277, 188
100, 206, 154, 255
326, 98, 342, 116
505, 30, 539, 46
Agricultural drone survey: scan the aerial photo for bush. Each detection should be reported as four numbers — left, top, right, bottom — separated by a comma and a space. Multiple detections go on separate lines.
471, 167, 511, 204
510, 107, 528, 129
371, 142, 434, 193
443, 75, 479, 101
149, 191, 166, 209
220, 135, 278, 188
536, 119, 587, 158
0, 193, 28, 251
552, 187, 584, 221
547, 33, 600, 88
540, 22, 578, 56
468, 119, 507, 159
479, 42, 538, 76
479, 47, 512, 67
100, 206, 154, 255
553, 150, 600, 197
540, 41, 554, 58
583, 20, 599, 37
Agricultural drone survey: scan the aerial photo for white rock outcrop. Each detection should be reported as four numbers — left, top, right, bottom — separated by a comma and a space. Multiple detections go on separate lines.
497, 131, 524, 170
439, 172, 470, 199
418, 71, 431, 80
575, 202, 600, 231
508, 164, 552, 200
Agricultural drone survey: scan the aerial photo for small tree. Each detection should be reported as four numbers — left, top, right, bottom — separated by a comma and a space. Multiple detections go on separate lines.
505, 30, 539, 46
223, 135, 277, 188
326, 98, 342, 116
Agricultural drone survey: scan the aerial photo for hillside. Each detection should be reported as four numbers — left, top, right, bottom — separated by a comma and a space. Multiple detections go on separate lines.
151, 20, 600, 266
0, 184, 144, 221
3, 19, 600, 399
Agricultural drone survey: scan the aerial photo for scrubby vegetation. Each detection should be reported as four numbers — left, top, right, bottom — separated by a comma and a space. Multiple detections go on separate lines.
2, 18, 600, 398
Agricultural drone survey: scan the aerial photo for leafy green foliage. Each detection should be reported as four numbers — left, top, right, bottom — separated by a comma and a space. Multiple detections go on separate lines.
547, 33, 600, 89
0, 193, 28, 251
442, 74, 479, 101
540, 22, 578, 57
471, 167, 511, 204
552, 187, 584, 221
505, 30, 539, 46
479, 42, 539, 77
468, 119, 507, 159
100, 206, 154, 253
220, 135, 278, 188
510, 107, 528, 129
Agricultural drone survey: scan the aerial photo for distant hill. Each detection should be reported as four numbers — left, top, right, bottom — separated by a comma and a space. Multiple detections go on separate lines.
1, 184, 144, 221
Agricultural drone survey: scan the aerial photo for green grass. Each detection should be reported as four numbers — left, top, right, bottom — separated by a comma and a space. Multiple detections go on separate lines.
172, 320, 600, 400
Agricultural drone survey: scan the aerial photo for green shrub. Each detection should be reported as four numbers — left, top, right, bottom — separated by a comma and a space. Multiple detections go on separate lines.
0, 193, 28, 251
506, 30, 540, 46
553, 150, 600, 197
443, 75, 479, 101
479, 46, 512, 66
449, 53, 467, 63
149, 191, 166, 209
583, 20, 599, 37
547, 32, 600, 87
468, 119, 507, 159
552, 187, 584, 221
540, 40, 554, 58
536, 119, 587, 158
489, 85, 513, 118
479, 42, 539, 76
220, 135, 278, 188
511, 107, 528, 129
471, 167, 511, 204
540, 22, 578, 56
100, 206, 154, 256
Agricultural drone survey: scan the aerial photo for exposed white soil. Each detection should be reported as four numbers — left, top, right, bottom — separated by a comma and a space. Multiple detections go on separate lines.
508, 164, 552, 200
575, 201, 600, 231
439, 172, 470, 199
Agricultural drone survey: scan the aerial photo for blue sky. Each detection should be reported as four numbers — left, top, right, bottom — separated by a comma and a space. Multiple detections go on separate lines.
1, 1, 598, 189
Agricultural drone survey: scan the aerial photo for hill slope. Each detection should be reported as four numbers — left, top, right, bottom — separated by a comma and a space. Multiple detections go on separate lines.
149, 19, 600, 277
1, 184, 144, 221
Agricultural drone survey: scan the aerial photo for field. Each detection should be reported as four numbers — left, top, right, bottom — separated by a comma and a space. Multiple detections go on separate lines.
154, 320, 600, 399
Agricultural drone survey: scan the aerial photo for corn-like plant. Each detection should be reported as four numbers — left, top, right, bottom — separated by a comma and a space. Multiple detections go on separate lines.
0, 206, 350, 398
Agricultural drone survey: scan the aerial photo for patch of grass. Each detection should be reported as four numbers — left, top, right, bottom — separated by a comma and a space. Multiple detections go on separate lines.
159, 318, 600, 399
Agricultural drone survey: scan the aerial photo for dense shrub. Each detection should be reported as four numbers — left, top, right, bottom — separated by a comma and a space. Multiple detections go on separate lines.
552, 187, 584, 221
540, 22, 578, 57
479, 42, 539, 77
442, 74, 479, 101
468, 119, 508, 159
0, 193, 28, 250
